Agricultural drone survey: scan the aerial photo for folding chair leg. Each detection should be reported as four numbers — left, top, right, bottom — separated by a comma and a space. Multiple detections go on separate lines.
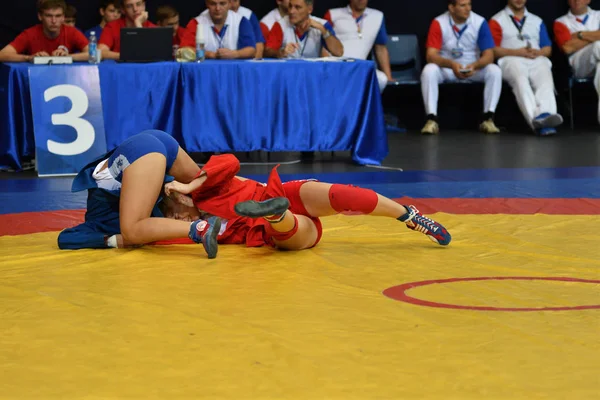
569, 85, 575, 131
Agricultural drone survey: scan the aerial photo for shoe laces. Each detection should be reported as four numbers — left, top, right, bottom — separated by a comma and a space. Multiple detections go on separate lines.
413, 213, 438, 231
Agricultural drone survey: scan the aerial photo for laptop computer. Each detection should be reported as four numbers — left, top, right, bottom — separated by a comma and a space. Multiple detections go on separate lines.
119, 27, 173, 63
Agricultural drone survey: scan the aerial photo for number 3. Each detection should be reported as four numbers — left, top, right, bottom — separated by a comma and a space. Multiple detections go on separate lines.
44, 84, 95, 156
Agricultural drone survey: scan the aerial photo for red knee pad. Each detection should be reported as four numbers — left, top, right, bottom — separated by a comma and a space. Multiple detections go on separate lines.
328, 184, 378, 214
265, 214, 299, 242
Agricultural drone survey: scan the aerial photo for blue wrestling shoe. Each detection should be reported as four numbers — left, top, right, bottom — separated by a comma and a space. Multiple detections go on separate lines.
189, 216, 221, 259
398, 205, 452, 246
234, 197, 290, 219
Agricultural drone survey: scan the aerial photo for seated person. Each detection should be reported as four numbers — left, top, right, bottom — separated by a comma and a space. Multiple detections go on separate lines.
0, 0, 89, 62
156, 4, 186, 58
490, 0, 562, 135
325, 0, 395, 92
229, 0, 266, 58
178, 0, 256, 60
84, 0, 122, 39
420, 0, 502, 135
98, 0, 156, 60
264, 0, 343, 59
260, 0, 289, 39
64, 5, 77, 28
554, 0, 600, 124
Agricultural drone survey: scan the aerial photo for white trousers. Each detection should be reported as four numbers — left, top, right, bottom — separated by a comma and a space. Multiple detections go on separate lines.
570, 41, 600, 121
421, 63, 502, 116
376, 69, 388, 93
500, 57, 557, 129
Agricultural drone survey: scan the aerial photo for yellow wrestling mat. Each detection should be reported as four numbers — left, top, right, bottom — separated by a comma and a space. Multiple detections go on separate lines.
1, 214, 599, 399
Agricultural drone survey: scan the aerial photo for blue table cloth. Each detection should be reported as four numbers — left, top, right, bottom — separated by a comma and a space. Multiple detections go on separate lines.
0, 59, 387, 170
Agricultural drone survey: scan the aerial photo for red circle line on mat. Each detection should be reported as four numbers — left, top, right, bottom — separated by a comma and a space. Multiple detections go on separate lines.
383, 277, 600, 311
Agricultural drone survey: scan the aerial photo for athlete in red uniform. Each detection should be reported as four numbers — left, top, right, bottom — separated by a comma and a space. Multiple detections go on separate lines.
164, 154, 452, 250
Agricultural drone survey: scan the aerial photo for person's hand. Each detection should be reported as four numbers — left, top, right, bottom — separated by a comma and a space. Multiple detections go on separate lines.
308, 18, 326, 34
164, 180, 192, 196
387, 76, 397, 83
461, 63, 476, 78
527, 48, 543, 58
52, 48, 68, 57
134, 11, 148, 27
216, 48, 236, 59
451, 62, 467, 79
33, 51, 50, 57
279, 43, 299, 58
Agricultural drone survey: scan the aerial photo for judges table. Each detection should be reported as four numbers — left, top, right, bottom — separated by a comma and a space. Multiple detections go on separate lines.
0, 59, 388, 170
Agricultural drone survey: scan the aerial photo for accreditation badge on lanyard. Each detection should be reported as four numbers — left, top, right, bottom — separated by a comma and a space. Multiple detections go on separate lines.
450, 17, 468, 59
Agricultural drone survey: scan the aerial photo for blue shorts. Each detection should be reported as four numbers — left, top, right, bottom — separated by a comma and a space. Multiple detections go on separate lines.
108, 130, 179, 183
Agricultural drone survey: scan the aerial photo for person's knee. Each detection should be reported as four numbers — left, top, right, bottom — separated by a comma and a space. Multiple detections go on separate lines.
328, 184, 378, 214
120, 224, 144, 245
486, 64, 502, 80
421, 63, 440, 81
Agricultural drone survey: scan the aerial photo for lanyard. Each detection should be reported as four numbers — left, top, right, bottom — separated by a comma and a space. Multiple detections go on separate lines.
450, 16, 468, 47
294, 29, 309, 57
356, 14, 365, 37
212, 25, 228, 48
510, 15, 527, 39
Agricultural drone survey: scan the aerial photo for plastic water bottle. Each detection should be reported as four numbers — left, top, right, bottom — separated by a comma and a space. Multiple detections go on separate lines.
88, 31, 98, 64
195, 25, 205, 63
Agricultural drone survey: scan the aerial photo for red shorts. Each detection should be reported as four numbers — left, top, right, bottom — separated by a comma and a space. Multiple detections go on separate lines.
282, 179, 323, 247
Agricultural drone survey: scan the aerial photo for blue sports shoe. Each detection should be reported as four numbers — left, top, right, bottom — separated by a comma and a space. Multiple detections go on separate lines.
537, 127, 557, 136
189, 216, 221, 259
399, 205, 452, 246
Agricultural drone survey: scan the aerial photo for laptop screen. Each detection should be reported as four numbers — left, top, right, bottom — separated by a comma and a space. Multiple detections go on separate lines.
120, 27, 173, 63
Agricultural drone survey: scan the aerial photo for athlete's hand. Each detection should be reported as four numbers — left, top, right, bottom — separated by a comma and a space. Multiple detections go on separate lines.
33, 51, 50, 57
52, 48, 68, 57
164, 180, 192, 196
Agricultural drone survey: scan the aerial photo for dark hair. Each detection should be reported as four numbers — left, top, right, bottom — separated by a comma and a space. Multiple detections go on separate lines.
65, 4, 76, 18
118, 0, 145, 8
156, 4, 179, 23
37, 0, 67, 14
448, 0, 458, 5
100, 0, 119, 10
